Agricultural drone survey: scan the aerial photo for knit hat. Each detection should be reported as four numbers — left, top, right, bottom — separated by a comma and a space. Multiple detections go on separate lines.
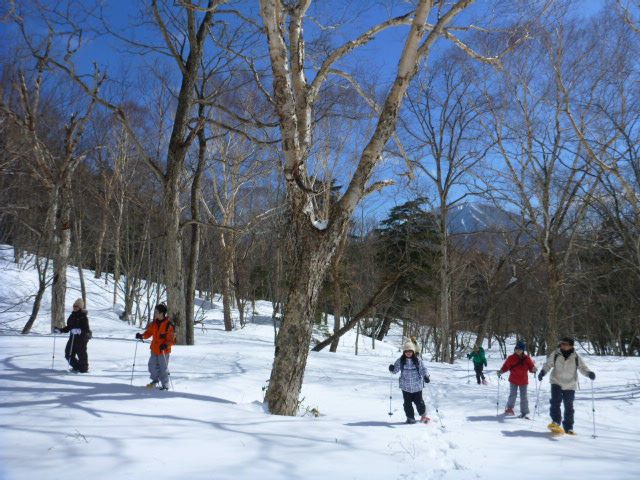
155, 303, 168, 315
559, 336, 574, 346
515, 340, 526, 351
402, 340, 417, 352
73, 298, 84, 310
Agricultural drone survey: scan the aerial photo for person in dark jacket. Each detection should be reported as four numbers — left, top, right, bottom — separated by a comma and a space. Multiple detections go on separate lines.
55, 298, 91, 373
467, 345, 488, 385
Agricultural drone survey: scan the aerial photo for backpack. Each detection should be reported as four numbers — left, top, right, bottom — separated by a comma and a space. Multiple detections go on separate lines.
554, 351, 579, 368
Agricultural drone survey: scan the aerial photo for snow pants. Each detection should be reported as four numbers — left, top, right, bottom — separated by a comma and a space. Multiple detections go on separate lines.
402, 390, 426, 420
550, 384, 575, 431
506, 383, 529, 415
65, 334, 89, 373
474, 363, 485, 384
148, 352, 170, 387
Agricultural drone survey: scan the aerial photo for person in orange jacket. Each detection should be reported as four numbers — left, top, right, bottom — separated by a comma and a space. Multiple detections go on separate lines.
135, 304, 176, 390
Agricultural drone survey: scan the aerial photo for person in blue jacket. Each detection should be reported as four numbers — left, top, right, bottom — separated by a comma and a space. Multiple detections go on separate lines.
388, 340, 430, 424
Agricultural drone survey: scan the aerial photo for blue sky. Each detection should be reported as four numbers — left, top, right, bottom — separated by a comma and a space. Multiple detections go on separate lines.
1, 0, 608, 224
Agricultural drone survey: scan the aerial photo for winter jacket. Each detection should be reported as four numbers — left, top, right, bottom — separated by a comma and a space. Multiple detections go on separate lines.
391, 355, 429, 393
541, 348, 592, 390
499, 353, 536, 385
467, 348, 487, 367
142, 317, 176, 355
60, 310, 91, 340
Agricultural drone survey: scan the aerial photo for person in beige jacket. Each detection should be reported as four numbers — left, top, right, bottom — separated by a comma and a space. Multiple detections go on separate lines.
537, 337, 595, 435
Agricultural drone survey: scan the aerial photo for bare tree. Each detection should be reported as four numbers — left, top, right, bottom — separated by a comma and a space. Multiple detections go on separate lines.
32, 0, 227, 343
258, 0, 525, 415
400, 54, 491, 362
1, 29, 103, 330
486, 17, 601, 350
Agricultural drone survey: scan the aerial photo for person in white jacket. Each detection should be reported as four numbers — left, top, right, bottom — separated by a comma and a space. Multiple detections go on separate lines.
538, 337, 595, 435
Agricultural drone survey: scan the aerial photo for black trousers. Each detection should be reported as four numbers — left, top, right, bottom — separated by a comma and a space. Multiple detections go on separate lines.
474, 364, 485, 383
65, 335, 89, 372
550, 384, 575, 431
402, 390, 426, 419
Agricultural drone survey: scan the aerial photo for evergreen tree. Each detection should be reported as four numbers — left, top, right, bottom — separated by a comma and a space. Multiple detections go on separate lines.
375, 197, 440, 310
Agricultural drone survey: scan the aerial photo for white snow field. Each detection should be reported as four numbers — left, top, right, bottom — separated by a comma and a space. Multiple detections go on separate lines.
0, 245, 639, 480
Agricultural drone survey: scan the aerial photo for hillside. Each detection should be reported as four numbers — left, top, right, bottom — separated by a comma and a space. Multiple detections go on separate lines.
0, 245, 638, 480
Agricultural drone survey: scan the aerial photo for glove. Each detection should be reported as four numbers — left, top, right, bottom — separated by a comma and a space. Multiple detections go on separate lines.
496, 370, 502, 378
388, 364, 395, 373
484, 362, 487, 367
538, 370, 545, 381
135, 333, 143, 340
53, 328, 61, 334
71, 328, 81, 335
424, 375, 430, 384
588, 372, 596, 380
160, 343, 168, 351
159, 333, 167, 339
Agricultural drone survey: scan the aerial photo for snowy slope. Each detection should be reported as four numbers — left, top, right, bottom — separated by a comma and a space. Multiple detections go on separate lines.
0, 245, 639, 480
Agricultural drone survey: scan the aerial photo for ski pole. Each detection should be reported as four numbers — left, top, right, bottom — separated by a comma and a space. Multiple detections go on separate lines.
67, 332, 76, 368
533, 374, 541, 419
426, 385, 445, 430
467, 358, 470, 384
388, 373, 394, 418
591, 380, 597, 439
51, 331, 57, 370
161, 350, 174, 390
496, 374, 501, 415
130, 339, 141, 385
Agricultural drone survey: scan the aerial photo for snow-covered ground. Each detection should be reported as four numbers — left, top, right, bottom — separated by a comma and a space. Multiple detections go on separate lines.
0, 245, 639, 480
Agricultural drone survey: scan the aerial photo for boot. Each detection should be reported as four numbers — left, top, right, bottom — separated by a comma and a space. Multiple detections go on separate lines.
504, 407, 515, 416
146, 381, 158, 388
547, 422, 564, 434
420, 415, 431, 423
405, 417, 417, 424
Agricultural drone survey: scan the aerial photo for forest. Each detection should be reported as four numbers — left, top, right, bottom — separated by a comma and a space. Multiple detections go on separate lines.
1, 0, 639, 416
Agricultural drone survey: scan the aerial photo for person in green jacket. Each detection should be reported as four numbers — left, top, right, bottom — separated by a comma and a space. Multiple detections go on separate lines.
467, 345, 488, 384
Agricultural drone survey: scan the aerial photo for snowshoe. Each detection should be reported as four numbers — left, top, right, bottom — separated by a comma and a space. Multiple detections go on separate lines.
504, 407, 515, 416
405, 418, 417, 424
158, 385, 169, 391
547, 422, 564, 434
420, 415, 431, 423
146, 381, 158, 389
481, 379, 488, 385
565, 430, 576, 436
518, 413, 530, 420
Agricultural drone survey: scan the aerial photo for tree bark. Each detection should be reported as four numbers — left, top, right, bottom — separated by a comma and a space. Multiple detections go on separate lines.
265, 212, 349, 414
21, 256, 50, 334
439, 225, 452, 363
260, 0, 481, 415
184, 126, 207, 345
51, 180, 73, 329
220, 231, 235, 331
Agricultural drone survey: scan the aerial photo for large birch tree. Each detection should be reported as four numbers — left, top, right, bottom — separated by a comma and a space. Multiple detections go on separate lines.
258, 0, 524, 415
